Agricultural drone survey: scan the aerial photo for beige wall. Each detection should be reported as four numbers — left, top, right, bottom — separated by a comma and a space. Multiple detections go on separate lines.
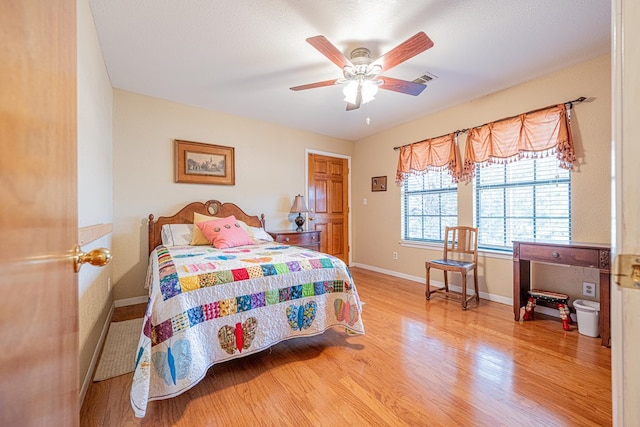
110, 55, 611, 306
77, 0, 113, 399
112, 90, 353, 301
352, 54, 611, 304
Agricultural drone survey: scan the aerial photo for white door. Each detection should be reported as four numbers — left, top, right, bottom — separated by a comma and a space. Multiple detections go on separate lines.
612, 0, 640, 425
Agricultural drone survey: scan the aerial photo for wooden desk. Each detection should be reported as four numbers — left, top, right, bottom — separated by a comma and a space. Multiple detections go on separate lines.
513, 240, 611, 347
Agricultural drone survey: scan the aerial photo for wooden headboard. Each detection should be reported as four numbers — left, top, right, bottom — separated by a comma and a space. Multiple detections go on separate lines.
148, 200, 265, 254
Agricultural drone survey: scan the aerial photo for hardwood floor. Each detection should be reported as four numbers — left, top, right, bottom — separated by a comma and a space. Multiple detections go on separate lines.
80, 267, 611, 426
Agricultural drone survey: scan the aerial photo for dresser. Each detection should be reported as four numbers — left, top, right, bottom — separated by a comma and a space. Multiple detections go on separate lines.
513, 240, 611, 347
268, 230, 321, 252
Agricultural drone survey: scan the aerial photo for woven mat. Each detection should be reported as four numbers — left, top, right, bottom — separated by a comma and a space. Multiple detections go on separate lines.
93, 318, 143, 381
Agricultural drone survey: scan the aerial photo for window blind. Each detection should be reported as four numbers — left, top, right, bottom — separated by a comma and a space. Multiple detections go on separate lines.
474, 156, 571, 251
402, 171, 458, 242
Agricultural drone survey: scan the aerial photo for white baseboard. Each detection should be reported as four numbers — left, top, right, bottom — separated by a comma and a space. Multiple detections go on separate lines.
115, 295, 148, 307
536, 305, 561, 319
79, 302, 114, 407
350, 262, 513, 306
532, 305, 577, 322
349, 263, 578, 321
79, 296, 149, 406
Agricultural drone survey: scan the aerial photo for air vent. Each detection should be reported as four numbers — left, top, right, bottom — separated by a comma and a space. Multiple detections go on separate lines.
413, 71, 438, 85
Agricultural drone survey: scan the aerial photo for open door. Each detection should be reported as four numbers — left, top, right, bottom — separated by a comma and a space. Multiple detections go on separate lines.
612, 0, 640, 424
1, 1, 79, 425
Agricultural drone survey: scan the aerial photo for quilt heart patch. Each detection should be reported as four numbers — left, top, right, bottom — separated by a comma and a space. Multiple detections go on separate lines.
241, 257, 273, 263
205, 255, 237, 261
173, 253, 204, 258
221, 249, 251, 253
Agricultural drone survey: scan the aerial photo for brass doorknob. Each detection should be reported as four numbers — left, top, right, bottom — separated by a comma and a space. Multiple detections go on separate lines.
73, 246, 112, 273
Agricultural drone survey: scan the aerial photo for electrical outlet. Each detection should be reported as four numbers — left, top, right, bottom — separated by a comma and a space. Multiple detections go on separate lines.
582, 281, 596, 297
393, 251, 398, 260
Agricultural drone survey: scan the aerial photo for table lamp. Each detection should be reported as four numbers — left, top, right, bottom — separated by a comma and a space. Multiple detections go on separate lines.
290, 194, 309, 231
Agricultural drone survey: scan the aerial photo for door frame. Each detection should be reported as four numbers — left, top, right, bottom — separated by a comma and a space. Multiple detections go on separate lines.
305, 149, 352, 265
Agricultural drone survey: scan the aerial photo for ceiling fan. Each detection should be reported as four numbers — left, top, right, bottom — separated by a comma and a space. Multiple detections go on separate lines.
290, 32, 434, 111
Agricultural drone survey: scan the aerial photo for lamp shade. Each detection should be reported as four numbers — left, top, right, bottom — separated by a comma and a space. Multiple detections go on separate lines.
343, 80, 379, 105
343, 80, 359, 104
290, 194, 309, 213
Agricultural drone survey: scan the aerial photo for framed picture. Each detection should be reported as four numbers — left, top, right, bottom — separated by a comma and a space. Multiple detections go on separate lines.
371, 176, 387, 192
175, 140, 235, 185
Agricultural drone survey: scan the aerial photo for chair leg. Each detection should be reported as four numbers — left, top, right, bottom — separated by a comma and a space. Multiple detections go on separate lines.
474, 268, 479, 303
461, 273, 468, 310
443, 271, 449, 292
425, 265, 431, 300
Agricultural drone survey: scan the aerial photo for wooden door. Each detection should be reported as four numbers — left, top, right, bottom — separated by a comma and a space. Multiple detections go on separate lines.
308, 153, 349, 263
612, 1, 640, 424
0, 1, 79, 426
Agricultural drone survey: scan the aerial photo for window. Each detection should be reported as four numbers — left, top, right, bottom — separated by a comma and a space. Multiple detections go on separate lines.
474, 156, 571, 251
402, 171, 457, 242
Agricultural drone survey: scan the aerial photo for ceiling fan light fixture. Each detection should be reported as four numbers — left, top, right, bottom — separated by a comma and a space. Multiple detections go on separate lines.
343, 80, 359, 104
343, 66, 356, 80
366, 63, 383, 76
361, 80, 379, 104
343, 80, 379, 105
295, 32, 434, 111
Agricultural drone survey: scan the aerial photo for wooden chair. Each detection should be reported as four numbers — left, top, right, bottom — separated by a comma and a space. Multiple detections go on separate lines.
425, 226, 479, 310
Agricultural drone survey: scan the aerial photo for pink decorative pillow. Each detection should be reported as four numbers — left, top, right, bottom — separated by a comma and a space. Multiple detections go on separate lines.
196, 215, 254, 249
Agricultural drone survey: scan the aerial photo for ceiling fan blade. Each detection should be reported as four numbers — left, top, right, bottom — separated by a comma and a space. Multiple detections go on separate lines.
346, 88, 362, 111
345, 101, 360, 111
379, 76, 427, 96
306, 35, 352, 69
290, 79, 341, 91
371, 32, 434, 73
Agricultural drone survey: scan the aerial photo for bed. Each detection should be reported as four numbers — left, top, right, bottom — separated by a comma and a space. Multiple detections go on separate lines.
130, 200, 365, 418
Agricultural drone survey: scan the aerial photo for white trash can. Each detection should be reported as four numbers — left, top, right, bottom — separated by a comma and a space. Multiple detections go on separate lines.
573, 299, 600, 337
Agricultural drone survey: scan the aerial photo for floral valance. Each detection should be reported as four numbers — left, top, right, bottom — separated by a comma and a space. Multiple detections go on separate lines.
460, 104, 575, 182
395, 133, 463, 185
395, 102, 577, 186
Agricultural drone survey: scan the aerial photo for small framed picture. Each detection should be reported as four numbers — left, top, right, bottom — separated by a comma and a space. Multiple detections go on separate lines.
371, 176, 387, 192
175, 140, 235, 185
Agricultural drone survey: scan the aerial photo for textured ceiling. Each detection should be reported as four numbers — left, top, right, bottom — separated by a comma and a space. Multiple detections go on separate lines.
89, 0, 611, 141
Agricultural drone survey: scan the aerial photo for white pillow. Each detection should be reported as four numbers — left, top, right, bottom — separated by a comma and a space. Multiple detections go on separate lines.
249, 226, 274, 242
161, 224, 194, 246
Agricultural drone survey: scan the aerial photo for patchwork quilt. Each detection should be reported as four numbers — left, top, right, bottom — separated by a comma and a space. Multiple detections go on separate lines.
130, 242, 365, 417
